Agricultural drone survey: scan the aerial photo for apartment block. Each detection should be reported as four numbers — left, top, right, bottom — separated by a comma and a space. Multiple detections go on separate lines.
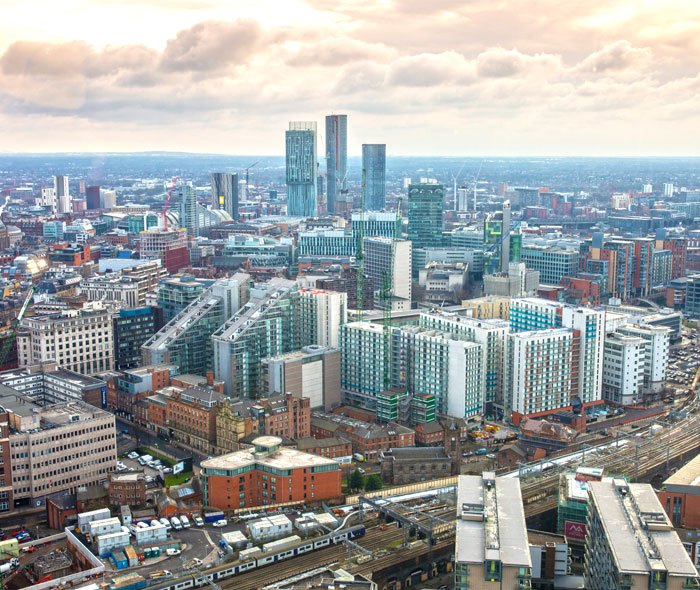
602, 332, 645, 405
138, 228, 189, 273
17, 303, 115, 375
364, 237, 412, 310
584, 479, 699, 590
455, 473, 532, 590
617, 323, 670, 393
521, 245, 579, 285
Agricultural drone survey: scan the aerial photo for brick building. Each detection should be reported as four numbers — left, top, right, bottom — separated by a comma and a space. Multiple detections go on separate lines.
109, 472, 147, 507
658, 453, 700, 529
165, 386, 223, 454
380, 447, 452, 485
414, 421, 445, 446
295, 437, 352, 461
200, 436, 341, 510
311, 412, 415, 460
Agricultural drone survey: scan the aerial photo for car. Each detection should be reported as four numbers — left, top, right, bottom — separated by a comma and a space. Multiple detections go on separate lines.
127, 452, 139, 460
180, 515, 191, 528
162, 467, 173, 474
193, 516, 204, 527
145, 476, 155, 483
159, 518, 172, 531
191, 558, 203, 566
21, 546, 35, 553
165, 548, 181, 556
170, 516, 182, 530
150, 520, 161, 528
211, 519, 228, 528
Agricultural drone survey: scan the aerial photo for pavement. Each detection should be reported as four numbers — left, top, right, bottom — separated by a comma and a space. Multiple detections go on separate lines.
116, 418, 196, 462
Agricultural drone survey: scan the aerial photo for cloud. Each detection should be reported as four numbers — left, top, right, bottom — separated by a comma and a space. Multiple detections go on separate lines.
475, 48, 561, 79
286, 38, 396, 67
575, 40, 652, 74
386, 52, 474, 87
159, 19, 263, 72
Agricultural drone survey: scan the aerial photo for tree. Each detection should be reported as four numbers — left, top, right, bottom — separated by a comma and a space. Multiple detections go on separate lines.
364, 474, 383, 492
349, 469, 365, 492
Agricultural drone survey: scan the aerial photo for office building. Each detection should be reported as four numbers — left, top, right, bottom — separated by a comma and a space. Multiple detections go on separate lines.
507, 329, 574, 415
163, 386, 223, 454
55, 175, 71, 214
0, 365, 107, 407
43, 220, 65, 242
4, 393, 116, 508
455, 473, 532, 590
211, 172, 239, 220
298, 229, 355, 257
286, 121, 318, 217
483, 262, 539, 297
364, 237, 412, 310
17, 304, 115, 375
101, 189, 117, 209
113, 306, 163, 370
86, 185, 101, 210
407, 183, 444, 249
584, 479, 699, 590
521, 245, 579, 286
687, 275, 700, 317
500, 200, 512, 273
325, 115, 347, 214
362, 144, 386, 211
143, 275, 249, 376
658, 453, 700, 529
201, 436, 341, 509
175, 183, 199, 239
351, 211, 397, 249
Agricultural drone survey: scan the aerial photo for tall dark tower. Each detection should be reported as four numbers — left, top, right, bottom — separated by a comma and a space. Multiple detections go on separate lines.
362, 144, 386, 211
325, 114, 347, 214
211, 172, 239, 220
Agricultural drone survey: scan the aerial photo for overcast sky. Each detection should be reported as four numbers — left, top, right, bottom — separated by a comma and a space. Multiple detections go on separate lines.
2, 0, 699, 156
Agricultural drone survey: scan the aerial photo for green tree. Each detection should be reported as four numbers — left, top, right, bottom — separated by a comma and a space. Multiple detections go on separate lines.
364, 474, 383, 491
349, 468, 365, 492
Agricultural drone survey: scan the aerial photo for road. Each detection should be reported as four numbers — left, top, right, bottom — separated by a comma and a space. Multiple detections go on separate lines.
116, 418, 196, 462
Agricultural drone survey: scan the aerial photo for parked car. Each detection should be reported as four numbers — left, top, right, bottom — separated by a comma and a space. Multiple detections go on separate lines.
166, 548, 181, 556
162, 467, 173, 474
159, 518, 172, 531
211, 519, 228, 528
127, 452, 140, 460
193, 516, 204, 527
170, 516, 182, 530
180, 515, 191, 528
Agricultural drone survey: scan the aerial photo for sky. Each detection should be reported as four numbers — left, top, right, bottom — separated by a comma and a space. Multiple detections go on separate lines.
1, 0, 699, 156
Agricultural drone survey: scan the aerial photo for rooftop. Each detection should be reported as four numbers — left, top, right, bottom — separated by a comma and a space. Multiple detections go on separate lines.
456, 473, 531, 568
663, 453, 700, 491
201, 442, 338, 472
296, 437, 349, 450
382, 447, 449, 461
588, 479, 698, 577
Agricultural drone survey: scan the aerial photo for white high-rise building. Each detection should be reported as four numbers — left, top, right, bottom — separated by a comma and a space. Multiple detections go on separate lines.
602, 332, 645, 405
364, 236, 412, 310
299, 288, 347, 349
663, 182, 674, 197
101, 189, 117, 210
562, 307, 605, 403
616, 323, 670, 393
55, 175, 71, 213
507, 328, 574, 415
37, 187, 57, 213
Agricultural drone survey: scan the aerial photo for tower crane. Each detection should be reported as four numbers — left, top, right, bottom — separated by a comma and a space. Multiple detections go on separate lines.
0, 286, 35, 368
244, 161, 259, 195
161, 177, 179, 231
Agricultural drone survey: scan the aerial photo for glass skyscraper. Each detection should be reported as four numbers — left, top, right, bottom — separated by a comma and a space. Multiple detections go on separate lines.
407, 182, 444, 249
176, 182, 199, 238
362, 143, 386, 211
211, 172, 239, 220
325, 114, 347, 214
286, 121, 318, 217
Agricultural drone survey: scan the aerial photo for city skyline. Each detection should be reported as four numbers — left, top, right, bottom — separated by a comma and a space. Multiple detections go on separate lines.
2, 0, 700, 156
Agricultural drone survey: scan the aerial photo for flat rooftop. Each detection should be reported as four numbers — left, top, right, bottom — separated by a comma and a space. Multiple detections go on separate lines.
201, 445, 338, 472
588, 480, 698, 577
663, 453, 700, 491
456, 473, 531, 568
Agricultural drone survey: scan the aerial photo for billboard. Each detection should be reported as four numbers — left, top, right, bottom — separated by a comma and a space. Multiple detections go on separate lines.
172, 457, 193, 475
564, 521, 587, 541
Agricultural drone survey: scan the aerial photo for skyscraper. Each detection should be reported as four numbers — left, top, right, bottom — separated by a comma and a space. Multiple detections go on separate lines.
85, 185, 101, 210
362, 144, 386, 211
54, 175, 71, 214
176, 182, 199, 238
325, 115, 347, 214
501, 200, 511, 273
211, 172, 239, 220
286, 121, 318, 217
407, 182, 444, 249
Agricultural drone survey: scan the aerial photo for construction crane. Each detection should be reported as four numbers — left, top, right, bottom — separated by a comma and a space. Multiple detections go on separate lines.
451, 161, 468, 211
161, 177, 179, 231
0, 286, 34, 368
380, 197, 402, 391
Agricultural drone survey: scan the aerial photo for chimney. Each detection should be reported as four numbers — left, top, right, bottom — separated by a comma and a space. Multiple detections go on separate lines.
206, 371, 214, 386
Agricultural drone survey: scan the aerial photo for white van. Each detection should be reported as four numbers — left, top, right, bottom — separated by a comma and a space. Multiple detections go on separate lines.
138, 454, 153, 466
170, 516, 182, 530
159, 518, 172, 531
180, 515, 191, 528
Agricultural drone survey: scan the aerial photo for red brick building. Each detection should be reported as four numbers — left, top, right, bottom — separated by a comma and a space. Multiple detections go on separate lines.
658, 454, 700, 529
296, 437, 352, 460
414, 421, 445, 446
109, 472, 147, 507
201, 436, 341, 510
165, 386, 223, 454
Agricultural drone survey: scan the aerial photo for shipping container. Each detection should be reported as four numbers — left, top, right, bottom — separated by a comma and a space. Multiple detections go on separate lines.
124, 545, 138, 567
238, 547, 261, 561
89, 518, 122, 538
262, 535, 301, 553
109, 572, 147, 590
110, 549, 129, 571
221, 531, 247, 548
78, 508, 111, 533
249, 515, 292, 542
97, 531, 130, 557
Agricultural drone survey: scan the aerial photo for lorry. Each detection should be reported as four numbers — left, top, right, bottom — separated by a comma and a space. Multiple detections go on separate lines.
0, 558, 19, 574
204, 511, 225, 524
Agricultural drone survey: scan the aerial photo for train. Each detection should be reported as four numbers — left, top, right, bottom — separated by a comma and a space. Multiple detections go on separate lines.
147, 525, 366, 590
